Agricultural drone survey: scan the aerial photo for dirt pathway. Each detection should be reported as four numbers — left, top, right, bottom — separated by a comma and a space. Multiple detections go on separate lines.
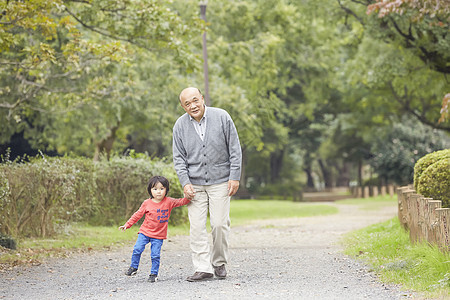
0, 202, 419, 299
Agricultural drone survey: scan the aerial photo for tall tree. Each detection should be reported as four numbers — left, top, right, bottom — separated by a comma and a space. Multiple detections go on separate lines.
0, 0, 201, 158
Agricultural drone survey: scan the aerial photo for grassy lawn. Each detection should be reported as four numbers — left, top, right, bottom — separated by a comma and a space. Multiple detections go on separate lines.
342, 215, 450, 299
230, 199, 338, 226
336, 194, 397, 210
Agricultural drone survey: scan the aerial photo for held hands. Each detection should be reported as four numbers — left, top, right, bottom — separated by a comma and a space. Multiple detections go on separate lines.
183, 184, 195, 199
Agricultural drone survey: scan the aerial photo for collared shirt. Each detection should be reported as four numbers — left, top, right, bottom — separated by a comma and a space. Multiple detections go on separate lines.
189, 105, 207, 141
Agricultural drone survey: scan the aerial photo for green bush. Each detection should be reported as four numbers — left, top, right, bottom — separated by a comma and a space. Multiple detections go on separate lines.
93, 156, 186, 226
253, 182, 303, 201
0, 233, 16, 250
416, 158, 450, 208
0, 154, 187, 239
0, 157, 97, 237
414, 149, 450, 191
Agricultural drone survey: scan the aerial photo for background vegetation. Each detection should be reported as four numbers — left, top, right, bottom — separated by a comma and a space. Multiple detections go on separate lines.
0, 154, 186, 238
1, 0, 449, 197
414, 149, 450, 207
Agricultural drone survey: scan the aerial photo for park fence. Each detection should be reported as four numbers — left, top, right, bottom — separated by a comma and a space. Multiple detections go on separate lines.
397, 186, 450, 252
350, 185, 396, 198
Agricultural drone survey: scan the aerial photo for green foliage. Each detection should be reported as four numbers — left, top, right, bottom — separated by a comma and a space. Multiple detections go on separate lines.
417, 158, 450, 207
370, 119, 450, 185
93, 155, 186, 226
0, 233, 16, 250
343, 218, 450, 298
0, 155, 186, 238
414, 149, 450, 190
0, 0, 202, 157
1, 0, 449, 200
0, 156, 97, 237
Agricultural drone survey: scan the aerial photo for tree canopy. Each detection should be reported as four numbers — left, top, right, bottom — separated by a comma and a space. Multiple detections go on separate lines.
1, 0, 449, 192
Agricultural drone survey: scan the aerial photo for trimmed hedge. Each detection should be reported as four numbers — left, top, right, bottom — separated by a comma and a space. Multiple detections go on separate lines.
413, 149, 450, 191
416, 158, 450, 208
0, 155, 187, 238
414, 149, 450, 208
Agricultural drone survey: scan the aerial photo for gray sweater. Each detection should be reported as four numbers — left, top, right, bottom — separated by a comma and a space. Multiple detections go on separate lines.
172, 107, 242, 187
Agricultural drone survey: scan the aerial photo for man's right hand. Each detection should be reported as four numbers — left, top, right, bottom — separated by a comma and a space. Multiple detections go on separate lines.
184, 184, 195, 199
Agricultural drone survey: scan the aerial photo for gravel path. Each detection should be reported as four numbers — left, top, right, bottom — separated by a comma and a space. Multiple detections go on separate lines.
1, 203, 421, 300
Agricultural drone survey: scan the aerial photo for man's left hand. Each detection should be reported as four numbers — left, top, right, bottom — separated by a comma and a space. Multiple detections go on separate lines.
227, 180, 240, 196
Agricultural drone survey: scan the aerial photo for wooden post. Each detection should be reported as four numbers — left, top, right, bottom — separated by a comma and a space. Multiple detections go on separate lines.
417, 196, 428, 243
397, 187, 414, 230
388, 185, 395, 197
408, 193, 421, 243
356, 187, 362, 198
435, 208, 450, 252
381, 185, 386, 196
372, 186, 379, 197
426, 200, 442, 245
363, 186, 369, 198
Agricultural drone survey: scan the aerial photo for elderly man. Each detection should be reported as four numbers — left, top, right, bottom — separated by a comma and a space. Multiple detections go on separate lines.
172, 87, 242, 282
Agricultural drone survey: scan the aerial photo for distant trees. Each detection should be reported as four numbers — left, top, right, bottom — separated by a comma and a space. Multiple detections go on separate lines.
0, 0, 202, 159
1, 0, 448, 192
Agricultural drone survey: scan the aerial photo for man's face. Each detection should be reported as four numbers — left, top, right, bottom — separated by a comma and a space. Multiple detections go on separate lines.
180, 88, 205, 122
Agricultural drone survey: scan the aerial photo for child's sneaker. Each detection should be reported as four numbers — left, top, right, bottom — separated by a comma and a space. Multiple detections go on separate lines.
125, 267, 138, 276
148, 274, 158, 283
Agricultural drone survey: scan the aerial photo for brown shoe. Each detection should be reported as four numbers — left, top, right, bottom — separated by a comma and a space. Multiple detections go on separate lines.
186, 272, 214, 282
214, 264, 227, 279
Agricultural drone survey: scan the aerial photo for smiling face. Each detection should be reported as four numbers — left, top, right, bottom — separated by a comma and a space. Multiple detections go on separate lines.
179, 87, 205, 122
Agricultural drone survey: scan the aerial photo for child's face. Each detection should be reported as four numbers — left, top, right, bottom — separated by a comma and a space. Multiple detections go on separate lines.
151, 182, 167, 202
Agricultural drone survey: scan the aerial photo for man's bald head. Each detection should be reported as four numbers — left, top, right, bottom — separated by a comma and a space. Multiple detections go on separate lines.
179, 87, 205, 122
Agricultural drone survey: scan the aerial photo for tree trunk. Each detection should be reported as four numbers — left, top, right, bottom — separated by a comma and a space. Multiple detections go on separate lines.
335, 161, 350, 187
94, 124, 120, 161
303, 159, 315, 189
358, 159, 363, 187
269, 150, 284, 183
318, 159, 333, 188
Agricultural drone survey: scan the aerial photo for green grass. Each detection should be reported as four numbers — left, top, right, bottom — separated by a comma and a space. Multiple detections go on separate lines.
230, 199, 338, 226
20, 224, 140, 250
336, 194, 397, 210
342, 217, 450, 298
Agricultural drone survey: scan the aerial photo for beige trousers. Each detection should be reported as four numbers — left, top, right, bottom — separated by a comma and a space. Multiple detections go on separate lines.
188, 182, 230, 273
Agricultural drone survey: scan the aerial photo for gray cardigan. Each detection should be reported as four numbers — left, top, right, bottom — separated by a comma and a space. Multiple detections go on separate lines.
172, 107, 242, 187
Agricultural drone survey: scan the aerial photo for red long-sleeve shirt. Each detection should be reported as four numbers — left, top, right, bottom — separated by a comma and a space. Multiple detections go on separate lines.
124, 196, 190, 239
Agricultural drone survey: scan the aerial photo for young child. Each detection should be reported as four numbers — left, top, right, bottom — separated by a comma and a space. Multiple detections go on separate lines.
119, 175, 191, 282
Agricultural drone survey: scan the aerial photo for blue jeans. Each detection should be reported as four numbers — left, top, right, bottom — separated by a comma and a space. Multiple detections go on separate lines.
130, 233, 163, 275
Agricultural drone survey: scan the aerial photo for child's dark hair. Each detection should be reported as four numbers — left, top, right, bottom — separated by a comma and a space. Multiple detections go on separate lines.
147, 176, 170, 198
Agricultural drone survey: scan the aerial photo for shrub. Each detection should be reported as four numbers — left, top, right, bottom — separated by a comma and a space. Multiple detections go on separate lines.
416, 158, 450, 208
0, 233, 16, 250
92, 156, 186, 226
0, 154, 187, 239
0, 157, 97, 237
414, 149, 450, 191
